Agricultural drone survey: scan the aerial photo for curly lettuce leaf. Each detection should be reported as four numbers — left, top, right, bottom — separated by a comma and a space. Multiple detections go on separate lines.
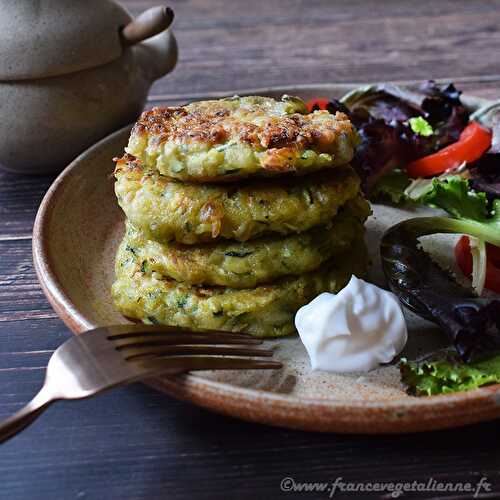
401, 351, 500, 396
340, 81, 469, 195
417, 175, 489, 219
407, 176, 500, 246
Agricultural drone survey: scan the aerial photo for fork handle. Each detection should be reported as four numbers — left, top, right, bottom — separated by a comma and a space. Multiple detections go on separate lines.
0, 385, 54, 444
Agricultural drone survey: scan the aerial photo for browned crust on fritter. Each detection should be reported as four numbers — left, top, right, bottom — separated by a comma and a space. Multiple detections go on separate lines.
131, 105, 354, 154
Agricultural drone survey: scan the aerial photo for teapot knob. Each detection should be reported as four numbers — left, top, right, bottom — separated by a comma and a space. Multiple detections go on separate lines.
121, 6, 174, 46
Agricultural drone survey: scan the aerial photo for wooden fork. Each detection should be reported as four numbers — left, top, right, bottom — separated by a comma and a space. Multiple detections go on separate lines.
0, 325, 281, 443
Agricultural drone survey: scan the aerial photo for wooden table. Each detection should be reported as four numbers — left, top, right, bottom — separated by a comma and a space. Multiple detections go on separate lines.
2, 1, 500, 498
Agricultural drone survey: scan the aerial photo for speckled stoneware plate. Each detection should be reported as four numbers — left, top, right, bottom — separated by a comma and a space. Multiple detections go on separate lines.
33, 84, 500, 433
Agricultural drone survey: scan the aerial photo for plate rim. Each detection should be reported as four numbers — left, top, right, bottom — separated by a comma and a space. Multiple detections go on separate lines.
32, 83, 500, 433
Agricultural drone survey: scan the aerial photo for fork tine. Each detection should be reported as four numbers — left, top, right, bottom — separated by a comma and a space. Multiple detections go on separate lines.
105, 324, 256, 340
123, 344, 274, 361
111, 333, 263, 349
132, 356, 283, 376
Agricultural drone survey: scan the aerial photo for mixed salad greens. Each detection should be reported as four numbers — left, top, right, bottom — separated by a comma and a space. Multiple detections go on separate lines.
400, 352, 500, 396
307, 82, 500, 396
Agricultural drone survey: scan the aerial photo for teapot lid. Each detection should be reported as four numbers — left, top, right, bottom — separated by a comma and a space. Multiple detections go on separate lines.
0, 0, 132, 81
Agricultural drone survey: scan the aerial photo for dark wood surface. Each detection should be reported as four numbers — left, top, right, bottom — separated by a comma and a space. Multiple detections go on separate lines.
2, 1, 500, 498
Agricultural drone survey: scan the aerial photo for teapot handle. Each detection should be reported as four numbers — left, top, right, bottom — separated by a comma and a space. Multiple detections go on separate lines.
121, 6, 174, 47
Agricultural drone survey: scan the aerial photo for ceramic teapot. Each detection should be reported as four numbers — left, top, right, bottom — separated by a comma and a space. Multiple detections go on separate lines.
0, 0, 177, 174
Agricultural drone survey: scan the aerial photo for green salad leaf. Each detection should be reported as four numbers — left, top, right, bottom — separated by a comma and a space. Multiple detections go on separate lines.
408, 116, 434, 137
415, 175, 488, 219
407, 176, 500, 247
401, 352, 500, 396
371, 169, 411, 204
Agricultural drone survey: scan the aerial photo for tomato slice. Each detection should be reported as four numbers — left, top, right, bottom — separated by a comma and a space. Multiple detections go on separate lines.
455, 236, 500, 294
306, 98, 330, 112
455, 235, 473, 275
406, 121, 492, 178
487, 243, 500, 266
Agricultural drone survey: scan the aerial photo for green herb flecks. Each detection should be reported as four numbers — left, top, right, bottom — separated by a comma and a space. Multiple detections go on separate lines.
304, 187, 315, 205
177, 295, 188, 309
146, 316, 160, 325
125, 245, 137, 255
224, 250, 253, 258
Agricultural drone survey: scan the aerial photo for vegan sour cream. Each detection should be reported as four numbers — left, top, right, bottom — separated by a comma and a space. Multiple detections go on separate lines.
295, 276, 407, 373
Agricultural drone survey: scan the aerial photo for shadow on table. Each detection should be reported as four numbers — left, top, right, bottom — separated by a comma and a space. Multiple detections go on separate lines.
125, 383, 500, 499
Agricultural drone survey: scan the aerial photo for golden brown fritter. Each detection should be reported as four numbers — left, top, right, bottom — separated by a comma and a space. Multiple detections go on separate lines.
118, 198, 369, 288
114, 155, 362, 244
125, 96, 359, 182
112, 235, 368, 338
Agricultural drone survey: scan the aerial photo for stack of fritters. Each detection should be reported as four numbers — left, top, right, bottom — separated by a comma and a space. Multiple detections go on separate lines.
112, 96, 370, 337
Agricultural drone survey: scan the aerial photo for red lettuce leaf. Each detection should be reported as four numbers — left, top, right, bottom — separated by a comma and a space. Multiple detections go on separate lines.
339, 81, 469, 195
381, 217, 500, 361
469, 153, 500, 201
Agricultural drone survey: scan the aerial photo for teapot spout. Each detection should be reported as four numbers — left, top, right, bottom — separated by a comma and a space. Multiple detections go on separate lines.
135, 29, 178, 82
121, 6, 174, 47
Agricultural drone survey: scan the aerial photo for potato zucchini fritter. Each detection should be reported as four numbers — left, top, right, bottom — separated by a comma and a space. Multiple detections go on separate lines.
112, 236, 368, 338
119, 197, 369, 288
125, 96, 359, 182
114, 156, 361, 244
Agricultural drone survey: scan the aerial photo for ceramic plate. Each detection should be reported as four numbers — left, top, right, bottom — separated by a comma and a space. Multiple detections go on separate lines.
33, 84, 500, 433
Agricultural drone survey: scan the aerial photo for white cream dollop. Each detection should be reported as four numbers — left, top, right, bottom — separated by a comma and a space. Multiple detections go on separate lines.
295, 276, 407, 373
